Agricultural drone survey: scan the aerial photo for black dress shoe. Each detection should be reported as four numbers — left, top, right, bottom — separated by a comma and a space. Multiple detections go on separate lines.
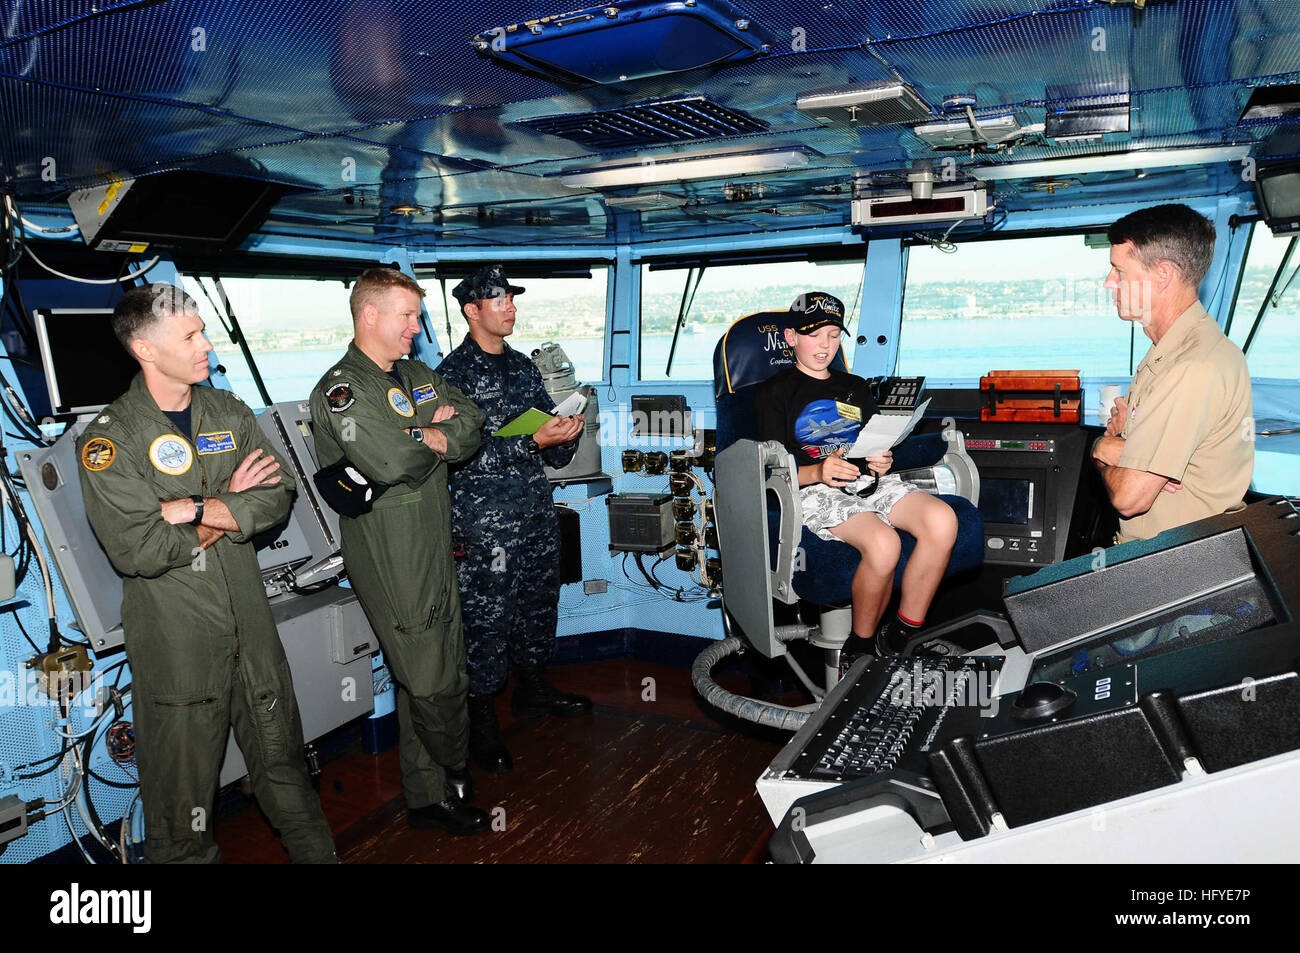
468, 694, 513, 773
511, 664, 593, 718
445, 765, 473, 803
408, 799, 490, 836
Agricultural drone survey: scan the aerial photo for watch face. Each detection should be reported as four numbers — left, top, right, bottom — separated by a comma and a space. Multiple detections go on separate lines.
411, 428, 423, 441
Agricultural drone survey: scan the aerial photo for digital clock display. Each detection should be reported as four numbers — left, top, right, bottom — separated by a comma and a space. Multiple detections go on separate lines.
965, 438, 1053, 452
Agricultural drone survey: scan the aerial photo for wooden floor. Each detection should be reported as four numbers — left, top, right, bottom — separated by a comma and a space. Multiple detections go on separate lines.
214, 659, 787, 864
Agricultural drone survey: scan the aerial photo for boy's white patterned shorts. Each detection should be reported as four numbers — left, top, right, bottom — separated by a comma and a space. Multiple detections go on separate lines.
799, 473, 917, 541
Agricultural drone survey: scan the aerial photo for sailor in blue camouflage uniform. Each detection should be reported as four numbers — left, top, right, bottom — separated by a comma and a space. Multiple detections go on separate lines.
437, 264, 591, 773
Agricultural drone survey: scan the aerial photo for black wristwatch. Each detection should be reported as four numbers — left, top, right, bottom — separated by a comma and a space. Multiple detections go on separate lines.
189, 495, 204, 526
525, 437, 540, 454
410, 427, 424, 444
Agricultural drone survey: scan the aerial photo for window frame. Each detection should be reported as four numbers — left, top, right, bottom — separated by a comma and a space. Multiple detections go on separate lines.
634, 246, 868, 383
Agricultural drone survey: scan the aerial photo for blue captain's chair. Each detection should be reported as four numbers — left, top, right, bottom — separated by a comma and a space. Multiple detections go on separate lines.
711, 310, 985, 687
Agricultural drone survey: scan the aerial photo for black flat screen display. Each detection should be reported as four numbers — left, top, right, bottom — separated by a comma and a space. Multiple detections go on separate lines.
36, 309, 139, 412
978, 476, 1032, 525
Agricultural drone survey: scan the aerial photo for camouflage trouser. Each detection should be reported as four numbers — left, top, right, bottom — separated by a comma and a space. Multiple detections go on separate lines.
453, 504, 561, 697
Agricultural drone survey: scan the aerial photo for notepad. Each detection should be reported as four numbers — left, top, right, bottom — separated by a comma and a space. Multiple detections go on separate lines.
493, 408, 554, 437
492, 392, 588, 437
847, 398, 931, 458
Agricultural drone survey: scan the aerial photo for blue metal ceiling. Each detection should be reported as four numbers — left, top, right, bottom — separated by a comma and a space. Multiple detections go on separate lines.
3, 0, 1298, 247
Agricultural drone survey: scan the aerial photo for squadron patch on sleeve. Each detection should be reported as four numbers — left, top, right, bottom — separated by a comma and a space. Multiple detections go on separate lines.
148, 435, 193, 476
80, 437, 116, 472
411, 383, 437, 405
387, 387, 415, 418
196, 431, 237, 454
326, 382, 356, 413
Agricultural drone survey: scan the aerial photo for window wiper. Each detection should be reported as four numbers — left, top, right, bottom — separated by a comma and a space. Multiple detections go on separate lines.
1242, 236, 1298, 356
664, 264, 706, 378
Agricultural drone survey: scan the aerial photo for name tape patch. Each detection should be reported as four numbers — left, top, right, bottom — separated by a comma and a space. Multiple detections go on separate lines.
196, 431, 237, 454
411, 383, 438, 405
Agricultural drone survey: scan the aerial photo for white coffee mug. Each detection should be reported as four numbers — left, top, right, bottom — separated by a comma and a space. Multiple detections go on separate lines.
1099, 384, 1122, 419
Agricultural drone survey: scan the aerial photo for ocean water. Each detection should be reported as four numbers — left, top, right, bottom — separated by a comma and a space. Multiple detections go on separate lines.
222, 318, 1299, 405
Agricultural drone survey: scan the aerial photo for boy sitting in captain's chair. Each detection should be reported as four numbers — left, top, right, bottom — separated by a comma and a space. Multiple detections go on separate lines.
754, 292, 959, 660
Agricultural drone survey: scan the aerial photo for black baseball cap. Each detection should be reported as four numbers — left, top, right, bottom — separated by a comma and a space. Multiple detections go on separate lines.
789, 291, 847, 334
452, 264, 526, 307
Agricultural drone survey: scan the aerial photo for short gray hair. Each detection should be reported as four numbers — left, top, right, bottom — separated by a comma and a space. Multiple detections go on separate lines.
111, 284, 198, 352
1107, 204, 1216, 288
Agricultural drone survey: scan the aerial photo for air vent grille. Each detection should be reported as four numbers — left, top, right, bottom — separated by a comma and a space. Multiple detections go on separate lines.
519, 96, 768, 150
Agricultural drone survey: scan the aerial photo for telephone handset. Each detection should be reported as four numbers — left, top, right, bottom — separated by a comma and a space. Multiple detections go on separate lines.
867, 376, 926, 414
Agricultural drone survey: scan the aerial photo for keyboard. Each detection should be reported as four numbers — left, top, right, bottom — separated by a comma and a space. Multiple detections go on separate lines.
789, 655, 1003, 783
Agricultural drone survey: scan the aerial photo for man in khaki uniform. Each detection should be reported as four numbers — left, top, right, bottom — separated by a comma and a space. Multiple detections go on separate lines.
1092, 204, 1254, 543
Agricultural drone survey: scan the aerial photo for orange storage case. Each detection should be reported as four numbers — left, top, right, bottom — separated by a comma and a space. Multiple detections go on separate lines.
979, 369, 1082, 423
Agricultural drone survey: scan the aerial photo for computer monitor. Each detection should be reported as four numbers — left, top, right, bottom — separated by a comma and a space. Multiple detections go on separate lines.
1256, 164, 1300, 236
33, 308, 140, 413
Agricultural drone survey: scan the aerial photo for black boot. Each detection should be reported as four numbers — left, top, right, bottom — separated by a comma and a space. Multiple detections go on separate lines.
445, 764, 473, 803
876, 616, 951, 658
511, 664, 593, 718
468, 694, 513, 774
408, 799, 490, 836
838, 632, 874, 675
873, 616, 913, 658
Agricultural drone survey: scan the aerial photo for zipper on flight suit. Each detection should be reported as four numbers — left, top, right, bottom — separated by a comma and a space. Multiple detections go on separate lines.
190, 406, 242, 665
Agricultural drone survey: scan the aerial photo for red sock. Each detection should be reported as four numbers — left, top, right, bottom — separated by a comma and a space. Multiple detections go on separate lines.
897, 611, 925, 628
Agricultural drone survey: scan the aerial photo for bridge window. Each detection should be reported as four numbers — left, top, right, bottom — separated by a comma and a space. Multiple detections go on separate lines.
639, 256, 866, 381
422, 266, 609, 384
1226, 224, 1299, 378
181, 275, 353, 405
897, 234, 1144, 380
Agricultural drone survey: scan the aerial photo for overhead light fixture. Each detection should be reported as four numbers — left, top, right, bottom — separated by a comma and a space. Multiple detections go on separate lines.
796, 80, 931, 125
971, 145, 1252, 181
561, 148, 810, 189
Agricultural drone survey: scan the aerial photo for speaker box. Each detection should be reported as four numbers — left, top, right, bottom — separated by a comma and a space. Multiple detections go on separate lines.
556, 504, 582, 585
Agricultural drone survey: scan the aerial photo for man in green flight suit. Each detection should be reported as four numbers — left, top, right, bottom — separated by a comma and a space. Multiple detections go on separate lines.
77, 284, 336, 864
310, 268, 491, 835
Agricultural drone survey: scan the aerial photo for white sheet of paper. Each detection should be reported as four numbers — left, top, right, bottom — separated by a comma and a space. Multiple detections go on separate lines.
551, 392, 588, 417
847, 398, 931, 458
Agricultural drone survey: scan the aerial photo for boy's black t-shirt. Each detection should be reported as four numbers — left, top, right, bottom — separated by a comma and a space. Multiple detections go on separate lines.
754, 367, 879, 468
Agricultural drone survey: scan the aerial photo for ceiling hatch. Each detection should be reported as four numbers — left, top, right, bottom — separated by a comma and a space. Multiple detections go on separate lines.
473, 0, 772, 85
518, 95, 768, 150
